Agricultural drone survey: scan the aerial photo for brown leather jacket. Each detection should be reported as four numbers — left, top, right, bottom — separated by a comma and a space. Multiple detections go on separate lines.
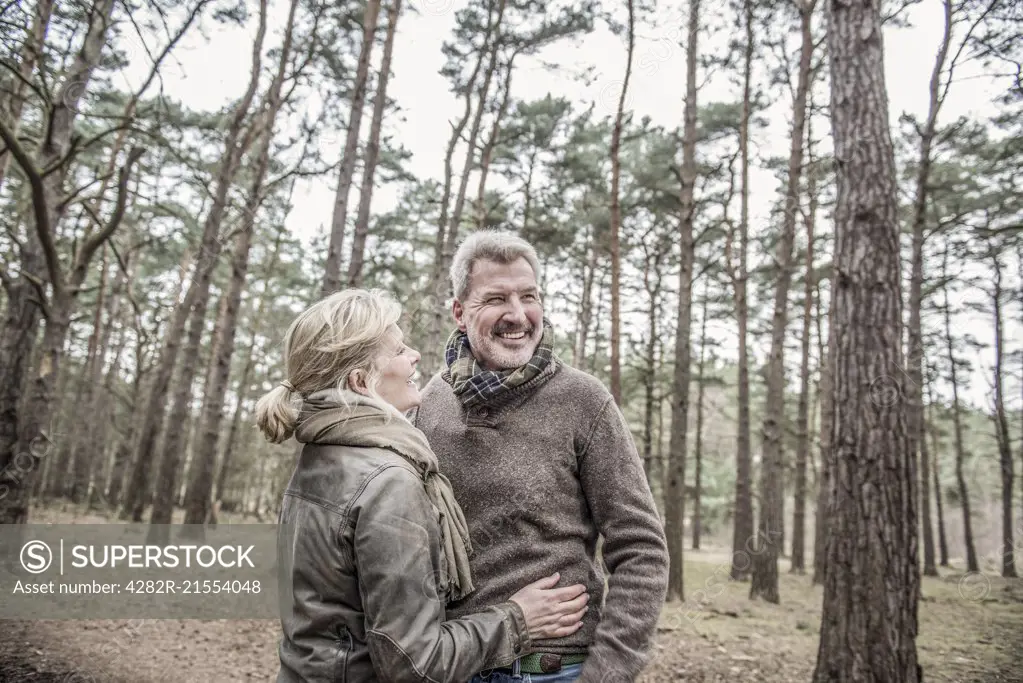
276, 426, 530, 681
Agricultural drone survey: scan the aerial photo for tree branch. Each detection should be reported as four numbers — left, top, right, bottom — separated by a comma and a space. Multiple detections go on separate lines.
72, 146, 145, 284
0, 112, 60, 290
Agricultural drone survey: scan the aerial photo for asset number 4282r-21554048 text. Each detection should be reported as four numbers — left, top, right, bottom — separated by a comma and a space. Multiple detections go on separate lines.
124, 579, 261, 594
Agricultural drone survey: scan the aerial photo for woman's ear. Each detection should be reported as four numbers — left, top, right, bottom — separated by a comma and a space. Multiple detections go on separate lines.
349, 369, 369, 396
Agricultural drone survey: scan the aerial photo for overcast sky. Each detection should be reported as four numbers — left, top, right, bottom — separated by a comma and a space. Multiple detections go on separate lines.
117, 0, 1019, 412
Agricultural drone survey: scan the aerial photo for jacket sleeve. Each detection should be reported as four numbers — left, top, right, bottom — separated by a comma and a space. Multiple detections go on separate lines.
576, 397, 669, 682
354, 465, 531, 682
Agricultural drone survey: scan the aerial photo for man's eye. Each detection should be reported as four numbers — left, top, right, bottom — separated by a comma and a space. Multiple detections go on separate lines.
523, 294, 537, 302
486, 297, 503, 304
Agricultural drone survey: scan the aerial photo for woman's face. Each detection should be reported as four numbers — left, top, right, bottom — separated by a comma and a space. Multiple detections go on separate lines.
371, 327, 422, 413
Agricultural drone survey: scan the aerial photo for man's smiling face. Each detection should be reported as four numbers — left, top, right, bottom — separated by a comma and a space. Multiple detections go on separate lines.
452, 257, 543, 371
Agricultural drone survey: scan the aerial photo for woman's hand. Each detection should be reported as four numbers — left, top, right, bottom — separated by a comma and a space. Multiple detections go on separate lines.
509, 572, 589, 640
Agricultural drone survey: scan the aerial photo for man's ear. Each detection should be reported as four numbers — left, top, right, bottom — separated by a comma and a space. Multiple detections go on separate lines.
452, 299, 468, 332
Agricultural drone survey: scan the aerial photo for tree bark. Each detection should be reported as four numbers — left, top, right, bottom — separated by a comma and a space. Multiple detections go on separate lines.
729, 0, 755, 582
665, 0, 700, 603
813, 274, 834, 585
574, 225, 598, 371
321, 0, 382, 296
924, 371, 949, 567
813, 0, 920, 677
751, 0, 815, 604
692, 278, 709, 551
988, 251, 1016, 578
608, 0, 634, 407
122, 0, 268, 522
641, 234, 667, 484
791, 135, 818, 574
347, 0, 401, 288
1018, 243, 1023, 543
940, 246, 977, 572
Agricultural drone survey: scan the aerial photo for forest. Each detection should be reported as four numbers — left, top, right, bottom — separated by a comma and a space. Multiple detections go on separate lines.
0, 0, 1021, 680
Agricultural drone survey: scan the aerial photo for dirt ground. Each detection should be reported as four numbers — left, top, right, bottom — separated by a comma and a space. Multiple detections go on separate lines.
2, 506, 1022, 682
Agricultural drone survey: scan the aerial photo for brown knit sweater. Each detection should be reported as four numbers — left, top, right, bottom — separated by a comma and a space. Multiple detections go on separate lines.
413, 356, 669, 681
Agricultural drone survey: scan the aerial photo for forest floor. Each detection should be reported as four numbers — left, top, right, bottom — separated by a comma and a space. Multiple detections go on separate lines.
1, 505, 1022, 682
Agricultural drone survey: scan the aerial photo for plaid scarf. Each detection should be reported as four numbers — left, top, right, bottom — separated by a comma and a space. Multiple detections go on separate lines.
444, 318, 555, 409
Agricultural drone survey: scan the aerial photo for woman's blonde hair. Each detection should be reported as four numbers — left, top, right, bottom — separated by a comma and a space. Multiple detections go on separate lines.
255, 288, 403, 443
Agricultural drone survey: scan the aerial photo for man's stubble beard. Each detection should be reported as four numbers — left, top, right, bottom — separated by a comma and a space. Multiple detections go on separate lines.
466, 325, 538, 371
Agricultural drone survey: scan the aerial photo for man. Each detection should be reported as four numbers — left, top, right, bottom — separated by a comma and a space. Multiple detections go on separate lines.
413, 231, 669, 682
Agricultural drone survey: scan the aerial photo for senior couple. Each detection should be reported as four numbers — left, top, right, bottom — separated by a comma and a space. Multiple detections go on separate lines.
257, 231, 669, 682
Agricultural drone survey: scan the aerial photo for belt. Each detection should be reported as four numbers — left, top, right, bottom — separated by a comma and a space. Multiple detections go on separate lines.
495, 653, 587, 674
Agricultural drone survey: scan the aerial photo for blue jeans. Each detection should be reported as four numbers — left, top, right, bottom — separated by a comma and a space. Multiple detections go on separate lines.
470, 662, 582, 683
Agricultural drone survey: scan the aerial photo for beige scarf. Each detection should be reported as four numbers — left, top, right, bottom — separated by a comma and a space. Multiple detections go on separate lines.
293, 388, 474, 601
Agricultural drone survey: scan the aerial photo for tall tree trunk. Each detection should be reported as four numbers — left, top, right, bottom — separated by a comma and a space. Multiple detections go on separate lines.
729, 0, 755, 582
216, 231, 284, 506
521, 153, 536, 234
347, 0, 401, 288
665, 0, 700, 603
792, 141, 817, 574
813, 274, 834, 585
917, 387, 937, 576
72, 250, 125, 505
641, 238, 659, 482
751, 0, 815, 604
813, 0, 920, 677
123, 0, 268, 522
84, 246, 136, 509
608, 0, 634, 406
180, 0, 300, 537
474, 54, 517, 230
68, 247, 110, 503
574, 225, 597, 370
692, 278, 709, 551
924, 371, 949, 567
108, 280, 152, 508
321, 0, 382, 296
439, 0, 506, 273
424, 1, 498, 371
591, 269, 608, 377
655, 334, 666, 508
1018, 243, 1023, 539
907, 0, 954, 581
88, 307, 130, 507
940, 247, 977, 572
988, 251, 1016, 578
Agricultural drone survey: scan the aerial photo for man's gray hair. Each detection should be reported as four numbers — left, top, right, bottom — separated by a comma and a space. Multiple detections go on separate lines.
449, 230, 541, 300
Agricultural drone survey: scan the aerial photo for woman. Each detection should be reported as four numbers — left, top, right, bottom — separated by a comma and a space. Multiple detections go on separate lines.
256, 289, 588, 682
